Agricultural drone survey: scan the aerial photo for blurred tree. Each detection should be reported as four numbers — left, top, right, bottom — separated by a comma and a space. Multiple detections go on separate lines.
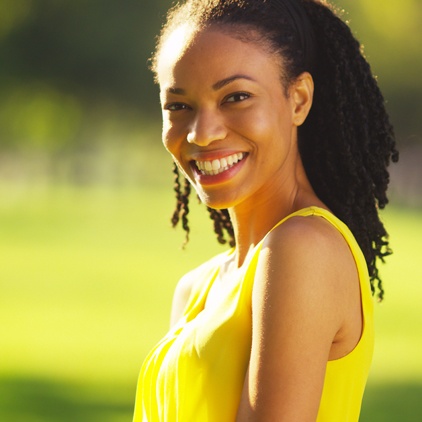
332, 0, 422, 143
0, 0, 169, 114
0, 0, 420, 153
0, 0, 32, 41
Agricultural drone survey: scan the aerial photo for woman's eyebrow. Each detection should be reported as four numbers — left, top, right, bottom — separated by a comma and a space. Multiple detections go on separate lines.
167, 87, 185, 95
212, 74, 255, 90
165, 74, 255, 95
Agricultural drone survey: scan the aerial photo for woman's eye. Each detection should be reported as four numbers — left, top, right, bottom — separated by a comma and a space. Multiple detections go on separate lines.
164, 103, 189, 111
224, 92, 250, 103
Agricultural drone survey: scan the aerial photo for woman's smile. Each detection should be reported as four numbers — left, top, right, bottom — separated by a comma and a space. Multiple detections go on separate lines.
194, 152, 246, 177
191, 152, 248, 186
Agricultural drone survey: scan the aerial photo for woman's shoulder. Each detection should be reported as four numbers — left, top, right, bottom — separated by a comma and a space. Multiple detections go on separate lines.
255, 209, 359, 321
263, 207, 355, 261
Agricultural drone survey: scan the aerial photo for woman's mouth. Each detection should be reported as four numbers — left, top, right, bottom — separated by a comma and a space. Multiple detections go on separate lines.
194, 152, 246, 176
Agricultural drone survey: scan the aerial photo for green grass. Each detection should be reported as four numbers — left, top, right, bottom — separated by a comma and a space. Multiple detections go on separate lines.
0, 182, 421, 421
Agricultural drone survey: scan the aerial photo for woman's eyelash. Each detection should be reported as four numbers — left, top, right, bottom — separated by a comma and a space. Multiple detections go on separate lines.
224, 92, 251, 103
164, 92, 250, 110
164, 103, 189, 111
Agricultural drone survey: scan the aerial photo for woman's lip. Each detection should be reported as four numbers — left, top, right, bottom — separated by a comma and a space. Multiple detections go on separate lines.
191, 153, 248, 185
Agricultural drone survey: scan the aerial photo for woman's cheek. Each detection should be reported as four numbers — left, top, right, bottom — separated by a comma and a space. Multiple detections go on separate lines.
162, 124, 182, 154
231, 108, 270, 139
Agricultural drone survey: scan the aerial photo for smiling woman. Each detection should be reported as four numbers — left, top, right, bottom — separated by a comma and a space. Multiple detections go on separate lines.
133, 1, 398, 421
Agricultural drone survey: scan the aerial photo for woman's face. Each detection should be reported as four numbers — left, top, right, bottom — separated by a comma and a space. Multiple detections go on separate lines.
157, 26, 311, 210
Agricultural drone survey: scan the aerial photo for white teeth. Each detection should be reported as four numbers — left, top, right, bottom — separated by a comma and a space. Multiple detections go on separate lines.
195, 152, 245, 176
211, 159, 221, 171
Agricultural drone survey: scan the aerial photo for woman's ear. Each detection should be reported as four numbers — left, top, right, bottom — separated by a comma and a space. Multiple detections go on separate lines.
290, 72, 314, 126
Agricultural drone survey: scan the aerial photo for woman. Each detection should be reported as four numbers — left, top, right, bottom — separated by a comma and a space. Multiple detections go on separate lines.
134, 0, 398, 420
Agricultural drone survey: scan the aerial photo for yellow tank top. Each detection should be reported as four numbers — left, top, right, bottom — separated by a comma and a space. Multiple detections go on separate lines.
133, 207, 374, 421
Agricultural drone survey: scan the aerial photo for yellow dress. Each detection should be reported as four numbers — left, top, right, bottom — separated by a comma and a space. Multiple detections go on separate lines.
133, 207, 374, 421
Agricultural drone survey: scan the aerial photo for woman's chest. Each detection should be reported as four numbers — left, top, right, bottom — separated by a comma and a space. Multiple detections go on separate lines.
169, 265, 253, 364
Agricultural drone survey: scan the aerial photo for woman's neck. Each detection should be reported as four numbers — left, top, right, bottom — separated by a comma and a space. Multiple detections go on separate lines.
228, 159, 323, 268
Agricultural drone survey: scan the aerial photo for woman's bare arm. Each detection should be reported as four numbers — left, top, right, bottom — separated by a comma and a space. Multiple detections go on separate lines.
236, 216, 361, 421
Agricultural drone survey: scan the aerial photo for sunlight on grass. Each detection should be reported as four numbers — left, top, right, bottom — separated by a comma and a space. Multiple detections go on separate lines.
1, 183, 421, 421
0, 183, 222, 383
369, 208, 422, 382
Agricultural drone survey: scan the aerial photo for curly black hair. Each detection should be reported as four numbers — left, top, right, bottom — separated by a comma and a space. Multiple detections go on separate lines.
152, 0, 399, 300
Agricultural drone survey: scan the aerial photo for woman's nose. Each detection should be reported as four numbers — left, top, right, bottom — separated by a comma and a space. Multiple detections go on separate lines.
186, 109, 227, 146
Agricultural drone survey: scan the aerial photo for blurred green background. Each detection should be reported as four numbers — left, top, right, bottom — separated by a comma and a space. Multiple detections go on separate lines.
0, 0, 421, 420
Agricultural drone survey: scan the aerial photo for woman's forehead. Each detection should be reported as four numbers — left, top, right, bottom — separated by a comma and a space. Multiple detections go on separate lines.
157, 25, 281, 85
157, 24, 198, 74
